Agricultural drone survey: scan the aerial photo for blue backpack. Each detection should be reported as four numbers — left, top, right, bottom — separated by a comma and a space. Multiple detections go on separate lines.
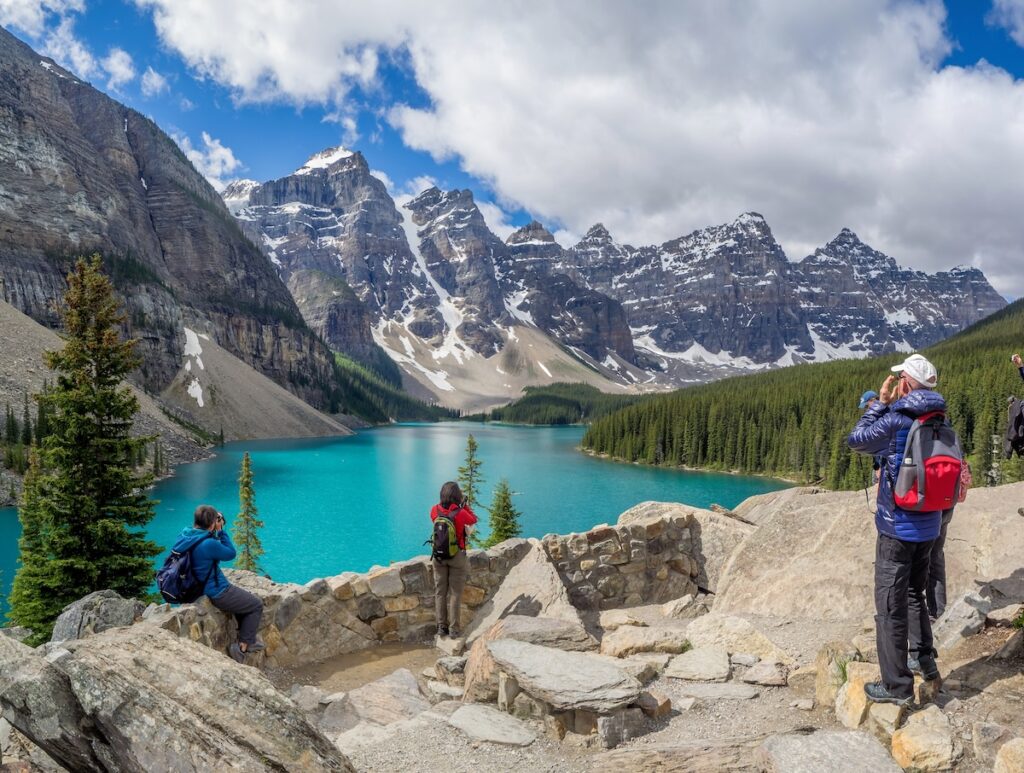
156, 535, 216, 604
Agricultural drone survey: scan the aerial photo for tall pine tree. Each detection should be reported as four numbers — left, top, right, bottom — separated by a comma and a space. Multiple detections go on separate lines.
7, 256, 160, 641
457, 434, 484, 508
7, 449, 61, 643
233, 452, 264, 574
483, 479, 522, 548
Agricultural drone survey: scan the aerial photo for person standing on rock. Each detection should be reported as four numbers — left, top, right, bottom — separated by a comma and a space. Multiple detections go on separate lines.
172, 504, 265, 663
848, 354, 950, 705
430, 482, 478, 638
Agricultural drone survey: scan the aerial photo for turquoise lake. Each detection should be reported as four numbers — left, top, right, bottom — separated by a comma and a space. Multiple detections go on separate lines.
0, 423, 789, 612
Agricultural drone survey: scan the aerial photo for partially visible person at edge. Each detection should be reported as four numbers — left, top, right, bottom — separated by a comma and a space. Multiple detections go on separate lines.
858, 390, 882, 484
1013, 352, 1024, 380
430, 482, 478, 639
172, 505, 265, 663
848, 353, 945, 705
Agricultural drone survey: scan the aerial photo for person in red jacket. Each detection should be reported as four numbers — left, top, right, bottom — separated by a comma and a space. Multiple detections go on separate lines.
430, 481, 478, 638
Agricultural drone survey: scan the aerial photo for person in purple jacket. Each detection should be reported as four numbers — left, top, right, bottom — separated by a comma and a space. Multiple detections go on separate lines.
848, 353, 944, 705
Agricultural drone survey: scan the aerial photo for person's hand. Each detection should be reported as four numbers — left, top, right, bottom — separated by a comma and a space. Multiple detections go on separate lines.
879, 375, 898, 405
1013, 353, 1022, 368
214, 513, 225, 532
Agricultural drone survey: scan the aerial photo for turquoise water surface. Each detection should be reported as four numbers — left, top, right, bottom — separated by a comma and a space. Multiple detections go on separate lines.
0, 423, 789, 610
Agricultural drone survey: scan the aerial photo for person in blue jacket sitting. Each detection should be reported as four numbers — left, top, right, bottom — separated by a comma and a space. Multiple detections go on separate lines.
172, 505, 264, 663
848, 354, 945, 705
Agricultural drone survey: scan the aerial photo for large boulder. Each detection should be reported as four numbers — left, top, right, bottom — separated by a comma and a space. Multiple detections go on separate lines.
664, 647, 731, 682
50, 589, 146, 644
890, 704, 957, 772
462, 614, 594, 703
462, 541, 583, 643
684, 613, 793, 665
1, 625, 352, 772
757, 729, 901, 772
0, 635, 109, 771
716, 483, 1024, 620
344, 668, 431, 727
486, 639, 641, 713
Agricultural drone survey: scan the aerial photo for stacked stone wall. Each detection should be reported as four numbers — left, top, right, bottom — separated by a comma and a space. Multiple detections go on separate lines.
143, 513, 699, 668
541, 512, 698, 610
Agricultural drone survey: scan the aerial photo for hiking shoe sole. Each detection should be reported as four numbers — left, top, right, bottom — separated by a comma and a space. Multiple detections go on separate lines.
228, 643, 246, 663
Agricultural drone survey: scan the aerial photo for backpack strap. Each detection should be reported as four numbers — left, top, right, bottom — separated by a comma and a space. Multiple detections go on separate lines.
193, 533, 219, 587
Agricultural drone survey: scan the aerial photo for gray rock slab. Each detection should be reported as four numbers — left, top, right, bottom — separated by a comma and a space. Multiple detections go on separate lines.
758, 730, 901, 772
740, 660, 789, 686
448, 704, 537, 747
487, 639, 641, 713
346, 667, 431, 726
934, 592, 991, 652
664, 647, 731, 682
672, 682, 759, 700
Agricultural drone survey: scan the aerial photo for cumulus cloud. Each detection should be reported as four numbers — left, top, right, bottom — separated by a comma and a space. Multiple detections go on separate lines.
0, 0, 83, 37
133, 0, 1024, 295
141, 65, 169, 96
39, 15, 96, 78
101, 47, 135, 90
173, 131, 242, 191
476, 200, 516, 241
989, 0, 1024, 46
369, 168, 394, 192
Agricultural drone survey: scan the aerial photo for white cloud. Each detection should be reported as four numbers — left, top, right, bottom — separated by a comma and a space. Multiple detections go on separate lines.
141, 66, 169, 96
369, 168, 394, 192
179, 96, 195, 111
476, 200, 516, 241
989, 0, 1024, 46
173, 131, 242, 191
134, 0, 1024, 295
0, 0, 83, 37
39, 15, 96, 78
102, 47, 135, 90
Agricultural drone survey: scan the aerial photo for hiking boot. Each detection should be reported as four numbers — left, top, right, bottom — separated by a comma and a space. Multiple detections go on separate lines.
448, 628, 461, 639
864, 681, 911, 706
436, 625, 449, 637
244, 642, 266, 653
909, 654, 940, 681
228, 642, 246, 663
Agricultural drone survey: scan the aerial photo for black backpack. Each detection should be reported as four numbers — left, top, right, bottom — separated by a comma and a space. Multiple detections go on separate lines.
429, 509, 461, 561
155, 535, 216, 604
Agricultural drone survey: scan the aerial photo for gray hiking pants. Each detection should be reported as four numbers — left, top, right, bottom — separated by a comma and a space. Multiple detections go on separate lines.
433, 550, 469, 633
926, 510, 954, 620
211, 585, 263, 646
874, 533, 936, 699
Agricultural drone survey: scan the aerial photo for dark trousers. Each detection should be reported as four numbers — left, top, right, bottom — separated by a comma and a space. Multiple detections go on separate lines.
433, 550, 469, 632
210, 585, 263, 646
926, 510, 954, 620
874, 533, 936, 699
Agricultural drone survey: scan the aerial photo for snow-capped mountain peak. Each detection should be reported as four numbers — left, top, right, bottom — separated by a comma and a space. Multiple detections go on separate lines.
293, 146, 354, 176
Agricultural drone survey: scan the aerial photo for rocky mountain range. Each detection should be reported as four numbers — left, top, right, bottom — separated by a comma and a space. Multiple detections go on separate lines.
0, 27, 342, 430
225, 146, 1005, 406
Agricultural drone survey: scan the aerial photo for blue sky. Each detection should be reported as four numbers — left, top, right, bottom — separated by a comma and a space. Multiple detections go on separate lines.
3, 1, 1024, 295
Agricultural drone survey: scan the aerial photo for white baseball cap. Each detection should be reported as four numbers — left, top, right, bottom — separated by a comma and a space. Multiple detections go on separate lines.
891, 353, 937, 388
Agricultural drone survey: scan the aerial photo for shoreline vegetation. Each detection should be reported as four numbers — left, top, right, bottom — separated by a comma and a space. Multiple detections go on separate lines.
461, 382, 647, 426
582, 297, 1024, 489
577, 447, 802, 485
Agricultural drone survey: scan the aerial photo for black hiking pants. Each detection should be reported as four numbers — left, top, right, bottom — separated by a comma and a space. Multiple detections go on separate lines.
874, 533, 936, 699
211, 585, 263, 646
926, 510, 954, 620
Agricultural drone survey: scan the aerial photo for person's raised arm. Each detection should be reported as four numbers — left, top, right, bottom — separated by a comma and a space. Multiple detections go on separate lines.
848, 399, 893, 456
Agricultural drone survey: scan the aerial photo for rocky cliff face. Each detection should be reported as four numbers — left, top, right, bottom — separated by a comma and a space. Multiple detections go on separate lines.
0, 28, 337, 409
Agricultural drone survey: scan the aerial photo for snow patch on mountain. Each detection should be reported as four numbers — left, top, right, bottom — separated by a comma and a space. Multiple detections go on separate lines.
294, 146, 353, 175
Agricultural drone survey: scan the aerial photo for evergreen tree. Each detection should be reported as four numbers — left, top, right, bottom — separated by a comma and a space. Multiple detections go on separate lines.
34, 384, 51, 442
20, 392, 32, 446
7, 449, 63, 644
4, 404, 16, 445
233, 452, 264, 573
7, 256, 160, 641
483, 479, 522, 548
457, 434, 484, 507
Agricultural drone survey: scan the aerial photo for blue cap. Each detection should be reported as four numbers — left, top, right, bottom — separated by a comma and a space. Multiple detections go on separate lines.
859, 390, 879, 409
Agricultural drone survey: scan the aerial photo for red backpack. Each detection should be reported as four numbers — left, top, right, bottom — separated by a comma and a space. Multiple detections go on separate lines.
892, 411, 963, 512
